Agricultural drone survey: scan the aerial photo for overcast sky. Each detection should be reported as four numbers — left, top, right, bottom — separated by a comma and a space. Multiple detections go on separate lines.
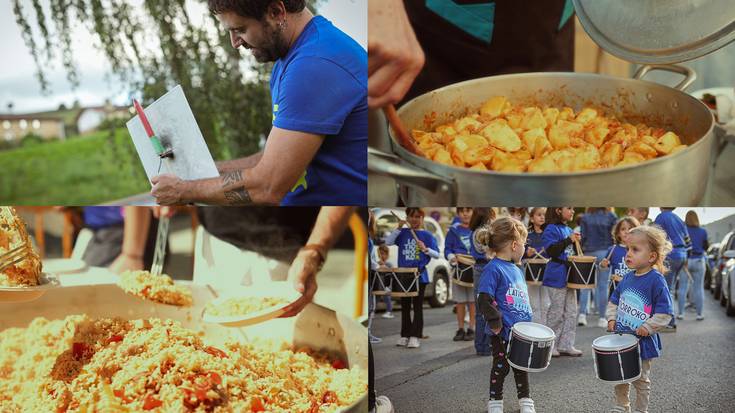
649, 208, 734, 226
0, 0, 366, 114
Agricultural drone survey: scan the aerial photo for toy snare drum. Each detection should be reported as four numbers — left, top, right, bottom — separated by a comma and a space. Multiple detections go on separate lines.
452, 254, 475, 287
523, 258, 548, 285
567, 256, 597, 289
507, 322, 556, 372
371, 268, 419, 297
592, 334, 641, 384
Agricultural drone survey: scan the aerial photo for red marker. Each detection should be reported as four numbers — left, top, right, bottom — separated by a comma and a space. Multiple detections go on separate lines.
133, 99, 170, 157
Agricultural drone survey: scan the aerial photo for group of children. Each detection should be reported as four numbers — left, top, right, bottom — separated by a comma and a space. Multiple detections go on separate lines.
370, 207, 680, 413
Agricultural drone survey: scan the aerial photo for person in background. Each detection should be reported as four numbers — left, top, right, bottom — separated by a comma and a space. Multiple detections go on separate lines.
578, 208, 618, 328
80, 207, 160, 274
525, 207, 547, 324
445, 207, 475, 342
627, 208, 652, 226
385, 208, 440, 349
683, 210, 708, 321
508, 207, 528, 226
599, 216, 640, 306
367, 210, 382, 344
542, 207, 583, 357
470, 207, 497, 356
376, 245, 396, 319
653, 207, 691, 332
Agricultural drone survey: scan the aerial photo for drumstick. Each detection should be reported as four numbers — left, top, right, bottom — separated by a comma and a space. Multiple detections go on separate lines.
390, 211, 420, 243
532, 248, 546, 260
383, 104, 424, 157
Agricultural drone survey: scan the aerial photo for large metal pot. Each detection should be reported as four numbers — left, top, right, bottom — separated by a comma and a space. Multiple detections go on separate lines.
369, 64, 721, 205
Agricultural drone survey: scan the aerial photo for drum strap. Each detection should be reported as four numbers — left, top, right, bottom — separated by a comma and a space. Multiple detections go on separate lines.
617, 352, 625, 381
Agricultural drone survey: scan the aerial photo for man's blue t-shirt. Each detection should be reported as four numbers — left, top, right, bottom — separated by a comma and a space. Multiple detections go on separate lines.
445, 225, 472, 258
478, 258, 533, 341
83, 207, 124, 229
653, 211, 689, 260
609, 269, 673, 360
541, 223, 574, 288
271, 16, 367, 206
687, 226, 708, 258
606, 244, 631, 279
394, 228, 438, 284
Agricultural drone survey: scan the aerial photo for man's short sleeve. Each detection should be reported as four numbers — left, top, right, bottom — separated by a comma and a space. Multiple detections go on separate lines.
273, 56, 365, 135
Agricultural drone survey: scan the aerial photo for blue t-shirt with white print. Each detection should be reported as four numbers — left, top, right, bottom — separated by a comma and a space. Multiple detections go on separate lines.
541, 223, 574, 288
445, 225, 472, 258
606, 244, 631, 280
394, 228, 437, 284
609, 269, 673, 360
525, 229, 545, 257
272, 16, 367, 206
478, 258, 533, 341
653, 211, 689, 260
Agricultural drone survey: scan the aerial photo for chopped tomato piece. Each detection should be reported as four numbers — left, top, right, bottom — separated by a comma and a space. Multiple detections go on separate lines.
204, 346, 228, 358
72, 342, 92, 360
251, 397, 265, 412
141, 286, 152, 297
331, 359, 347, 369
208, 372, 222, 385
322, 390, 338, 404
113, 388, 133, 404
106, 334, 124, 344
143, 394, 163, 410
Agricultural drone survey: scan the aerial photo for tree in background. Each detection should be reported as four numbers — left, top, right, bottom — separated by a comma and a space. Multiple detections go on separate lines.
12, 0, 322, 162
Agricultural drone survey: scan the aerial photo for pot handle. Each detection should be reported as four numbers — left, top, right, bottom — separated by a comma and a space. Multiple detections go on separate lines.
633, 64, 697, 91
368, 147, 457, 204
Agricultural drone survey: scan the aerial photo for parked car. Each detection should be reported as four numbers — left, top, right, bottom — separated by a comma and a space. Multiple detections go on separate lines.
705, 243, 720, 291
373, 208, 451, 308
712, 231, 735, 300
720, 249, 735, 316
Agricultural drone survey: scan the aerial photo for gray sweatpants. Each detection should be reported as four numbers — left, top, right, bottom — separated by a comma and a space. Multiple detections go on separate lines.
543, 286, 578, 351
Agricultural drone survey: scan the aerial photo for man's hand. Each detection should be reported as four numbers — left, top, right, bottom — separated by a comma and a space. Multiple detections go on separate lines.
368, 0, 424, 108
151, 174, 188, 205
109, 253, 143, 275
280, 248, 321, 318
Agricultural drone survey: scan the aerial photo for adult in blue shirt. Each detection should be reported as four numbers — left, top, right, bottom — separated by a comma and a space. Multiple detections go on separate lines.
385, 208, 440, 349
683, 210, 709, 321
578, 208, 618, 328
151, 0, 366, 206
653, 208, 691, 330
445, 207, 475, 342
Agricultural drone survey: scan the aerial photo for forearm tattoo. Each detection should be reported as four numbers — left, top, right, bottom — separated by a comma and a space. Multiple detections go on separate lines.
220, 170, 252, 204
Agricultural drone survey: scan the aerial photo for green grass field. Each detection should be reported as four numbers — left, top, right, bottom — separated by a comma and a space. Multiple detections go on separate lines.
0, 128, 150, 204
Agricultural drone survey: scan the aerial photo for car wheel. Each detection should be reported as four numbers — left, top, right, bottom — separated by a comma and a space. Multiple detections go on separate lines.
714, 275, 722, 300
727, 280, 735, 317
428, 272, 448, 308
704, 268, 711, 291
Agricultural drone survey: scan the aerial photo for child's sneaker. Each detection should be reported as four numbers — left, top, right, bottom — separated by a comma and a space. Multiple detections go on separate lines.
407, 337, 420, 348
487, 400, 504, 413
374, 395, 394, 413
608, 406, 630, 413
696, 315, 705, 320
597, 318, 608, 328
519, 397, 536, 413
369, 335, 383, 344
578, 313, 587, 326
676, 314, 684, 320
381, 311, 395, 319
396, 337, 408, 347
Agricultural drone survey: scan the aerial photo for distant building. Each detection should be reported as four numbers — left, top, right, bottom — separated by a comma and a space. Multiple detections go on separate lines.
0, 114, 66, 142
0, 101, 133, 143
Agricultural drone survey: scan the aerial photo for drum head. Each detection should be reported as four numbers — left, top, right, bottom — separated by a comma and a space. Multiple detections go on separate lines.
512, 322, 555, 341
569, 255, 597, 263
456, 254, 475, 265
593, 334, 638, 351
526, 258, 548, 264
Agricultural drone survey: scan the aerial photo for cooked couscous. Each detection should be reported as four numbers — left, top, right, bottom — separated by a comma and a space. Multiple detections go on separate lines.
205, 297, 290, 317
118, 270, 193, 307
0, 315, 366, 412
0, 207, 42, 287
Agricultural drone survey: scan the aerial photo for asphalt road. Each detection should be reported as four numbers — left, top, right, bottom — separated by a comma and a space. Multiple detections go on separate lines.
371, 291, 735, 412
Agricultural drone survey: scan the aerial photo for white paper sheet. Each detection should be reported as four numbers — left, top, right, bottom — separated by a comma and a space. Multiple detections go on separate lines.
126, 85, 219, 183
